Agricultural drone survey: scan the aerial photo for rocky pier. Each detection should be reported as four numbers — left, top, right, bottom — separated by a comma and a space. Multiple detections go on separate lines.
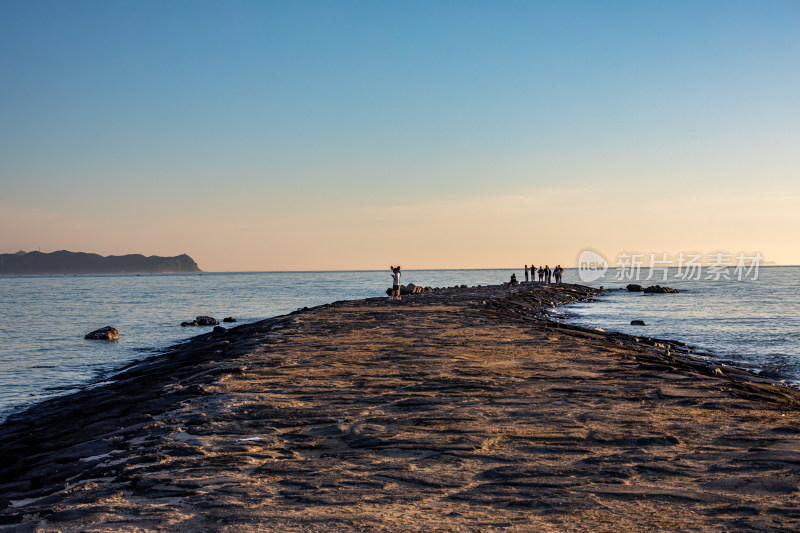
2, 283, 800, 531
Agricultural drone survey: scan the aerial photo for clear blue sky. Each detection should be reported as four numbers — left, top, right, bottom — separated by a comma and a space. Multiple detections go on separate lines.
1, 1, 798, 270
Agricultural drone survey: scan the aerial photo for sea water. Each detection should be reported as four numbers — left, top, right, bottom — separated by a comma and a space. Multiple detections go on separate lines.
560, 266, 800, 384
0, 267, 798, 422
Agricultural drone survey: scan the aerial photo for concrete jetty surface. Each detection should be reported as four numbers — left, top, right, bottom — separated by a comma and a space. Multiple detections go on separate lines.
2, 284, 799, 531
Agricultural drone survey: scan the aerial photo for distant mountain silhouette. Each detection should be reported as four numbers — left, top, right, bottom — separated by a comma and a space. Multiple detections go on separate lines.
0, 251, 201, 274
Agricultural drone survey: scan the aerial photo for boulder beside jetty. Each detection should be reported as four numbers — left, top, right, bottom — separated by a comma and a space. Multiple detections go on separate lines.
181, 316, 219, 327
627, 284, 679, 293
643, 284, 679, 293
385, 283, 433, 296
84, 326, 119, 340
3, 283, 800, 531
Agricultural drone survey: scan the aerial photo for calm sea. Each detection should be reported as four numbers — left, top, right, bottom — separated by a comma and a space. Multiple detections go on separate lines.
0, 267, 798, 422
561, 266, 800, 384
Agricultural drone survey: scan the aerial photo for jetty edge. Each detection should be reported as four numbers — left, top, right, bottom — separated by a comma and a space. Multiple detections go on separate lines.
1, 283, 800, 531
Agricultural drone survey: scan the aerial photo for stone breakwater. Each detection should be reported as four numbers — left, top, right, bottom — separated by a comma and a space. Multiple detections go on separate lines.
2, 284, 800, 531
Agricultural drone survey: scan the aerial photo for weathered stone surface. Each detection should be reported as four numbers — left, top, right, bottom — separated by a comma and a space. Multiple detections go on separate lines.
84, 326, 119, 340
4, 283, 800, 531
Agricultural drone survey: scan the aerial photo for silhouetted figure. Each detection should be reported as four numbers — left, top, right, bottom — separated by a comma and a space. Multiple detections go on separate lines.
538, 266, 544, 283
545, 265, 552, 284
390, 266, 402, 300
524, 265, 529, 282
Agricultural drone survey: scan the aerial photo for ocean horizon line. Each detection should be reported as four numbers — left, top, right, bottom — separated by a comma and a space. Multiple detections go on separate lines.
1, 264, 795, 277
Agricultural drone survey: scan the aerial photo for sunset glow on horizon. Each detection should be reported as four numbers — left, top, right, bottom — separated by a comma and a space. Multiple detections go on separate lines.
2, 1, 799, 271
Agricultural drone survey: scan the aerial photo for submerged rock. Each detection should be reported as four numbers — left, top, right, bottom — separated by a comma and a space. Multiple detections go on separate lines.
222, 317, 236, 323
630, 320, 646, 326
84, 326, 119, 340
626, 284, 643, 292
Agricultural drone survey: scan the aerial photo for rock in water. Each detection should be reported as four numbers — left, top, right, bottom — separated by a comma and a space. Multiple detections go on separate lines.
630, 320, 646, 326
223, 317, 236, 323
84, 326, 119, 340
626, 284, 643, 292
643, 285, 679, 294
182, 316, 219, 326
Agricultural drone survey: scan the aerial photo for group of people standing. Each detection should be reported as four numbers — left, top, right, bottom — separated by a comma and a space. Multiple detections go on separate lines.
390, 264, 563, 299
524, 264, 564, 284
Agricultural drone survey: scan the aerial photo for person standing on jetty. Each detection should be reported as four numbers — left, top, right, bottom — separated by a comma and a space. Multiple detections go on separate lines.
554, 265, 563, 283
390, 266, 402, 300
537, 265, 544, 283
545, 265, 552, 284
524, 265, 529, 282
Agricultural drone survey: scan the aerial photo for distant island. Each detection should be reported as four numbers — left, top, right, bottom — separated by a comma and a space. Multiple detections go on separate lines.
0, 251, 201, 275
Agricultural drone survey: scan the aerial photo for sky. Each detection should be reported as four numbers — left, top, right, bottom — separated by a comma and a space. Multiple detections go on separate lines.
1, 0, 798, 271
